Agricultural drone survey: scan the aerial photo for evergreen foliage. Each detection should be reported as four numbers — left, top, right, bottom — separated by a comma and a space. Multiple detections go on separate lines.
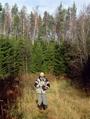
30, 40, 55, 73
0, 38, 31, 78
53, 42, 67, 76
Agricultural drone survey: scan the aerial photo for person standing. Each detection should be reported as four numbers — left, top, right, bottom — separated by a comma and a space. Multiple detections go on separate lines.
34, 72, 50, 110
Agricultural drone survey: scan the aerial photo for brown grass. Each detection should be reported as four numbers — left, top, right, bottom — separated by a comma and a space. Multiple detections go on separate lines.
15, 74, 90, 119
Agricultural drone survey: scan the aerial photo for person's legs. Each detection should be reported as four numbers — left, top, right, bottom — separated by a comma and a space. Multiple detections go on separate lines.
37, 94, 43, 109
42, 94, 48, 110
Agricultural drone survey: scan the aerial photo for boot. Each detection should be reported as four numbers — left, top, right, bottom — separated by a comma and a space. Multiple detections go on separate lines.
43, 105, 48, 110
37, 104, 42, 110
37, 104, 43, 110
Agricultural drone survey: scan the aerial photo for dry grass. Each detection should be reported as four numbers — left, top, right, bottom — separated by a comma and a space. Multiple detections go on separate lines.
15, 74, 90, 119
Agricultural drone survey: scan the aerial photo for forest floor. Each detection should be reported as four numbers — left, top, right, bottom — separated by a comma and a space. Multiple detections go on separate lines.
13, 74, 90, 119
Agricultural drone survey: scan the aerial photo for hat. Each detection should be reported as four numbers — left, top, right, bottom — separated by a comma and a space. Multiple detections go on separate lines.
40, 72, 45, 77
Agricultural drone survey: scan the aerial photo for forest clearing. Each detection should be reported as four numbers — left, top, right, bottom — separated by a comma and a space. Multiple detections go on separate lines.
0, 0, 90, 119
11, 74, 90, 119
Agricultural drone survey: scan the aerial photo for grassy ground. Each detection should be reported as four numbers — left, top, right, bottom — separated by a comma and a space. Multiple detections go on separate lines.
13, 74, 90, 119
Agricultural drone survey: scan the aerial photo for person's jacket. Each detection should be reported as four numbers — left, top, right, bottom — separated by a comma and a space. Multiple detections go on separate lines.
34, 77, 50, 94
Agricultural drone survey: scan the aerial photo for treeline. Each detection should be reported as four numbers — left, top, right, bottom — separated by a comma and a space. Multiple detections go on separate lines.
0, 2, 77, 42
0, 38, 67, 77
0, 2, 90, 90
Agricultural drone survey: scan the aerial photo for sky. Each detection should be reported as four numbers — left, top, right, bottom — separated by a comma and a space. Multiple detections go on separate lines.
0, 0, 90, 15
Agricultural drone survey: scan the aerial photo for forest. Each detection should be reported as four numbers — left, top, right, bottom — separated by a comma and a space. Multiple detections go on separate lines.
0, 2, 90, 119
